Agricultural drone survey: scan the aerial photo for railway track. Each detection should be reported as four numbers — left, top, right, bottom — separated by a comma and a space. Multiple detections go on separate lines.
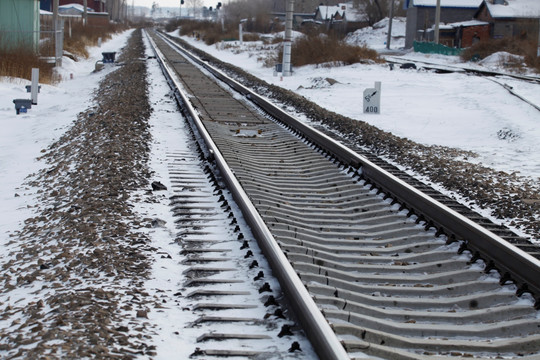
145, 29, 540, 359
385, 56, 540, 111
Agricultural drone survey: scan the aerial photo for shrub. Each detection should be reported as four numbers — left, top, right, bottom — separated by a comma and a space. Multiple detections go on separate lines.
279, 34, 383, 67
0, 47, 57, 84
0, 22, 127, 84
64, 22, 127, 58
179, 19, 240, 45
461, 37, 540, 73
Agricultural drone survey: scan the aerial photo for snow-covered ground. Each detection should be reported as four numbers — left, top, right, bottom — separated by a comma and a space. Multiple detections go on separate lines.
345, 17, 407, 50
0, 20, 539, 356
173, 27, 540, 182
0, 29, 317, 358
0, 30, 135, 256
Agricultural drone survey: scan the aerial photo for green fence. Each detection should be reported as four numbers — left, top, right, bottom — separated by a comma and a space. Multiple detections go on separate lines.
413, 41, 462, 56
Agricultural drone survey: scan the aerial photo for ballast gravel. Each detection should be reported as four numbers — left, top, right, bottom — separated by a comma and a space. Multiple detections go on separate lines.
172, 35, 539, 242
0, 29, 156, 358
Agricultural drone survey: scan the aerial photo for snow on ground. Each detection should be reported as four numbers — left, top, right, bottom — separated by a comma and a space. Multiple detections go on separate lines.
174, 30, 540, 181
345, 17, 406, 50
0, 22, 538, 355
0, 29, 134, 258
134, 34, 317, 358
0, 29, 316, 358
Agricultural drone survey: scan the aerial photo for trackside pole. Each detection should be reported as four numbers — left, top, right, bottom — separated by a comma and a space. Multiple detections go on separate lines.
282, 0, 294, 77
31, 68, 39, 105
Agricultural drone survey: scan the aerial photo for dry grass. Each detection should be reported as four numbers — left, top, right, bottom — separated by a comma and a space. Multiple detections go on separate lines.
178, 20, 238, 45
0, 23, 127, 84
174, 18, 269, 45
0, 48, 57, 84
461, 37, 540, 73
281, 34, 383, 67
173, 19, 381, 68
64, 23, 127, 58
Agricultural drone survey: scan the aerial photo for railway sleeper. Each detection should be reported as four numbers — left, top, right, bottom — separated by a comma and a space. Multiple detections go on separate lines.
303, 273, 502, 298
306, 282, 522, 312
323, 308, 540, 339
315, 295, 536, 324
335, 322, 540, 356
299, 266, 485, 286
277, 236, 446, 255
273, 229, 438, 247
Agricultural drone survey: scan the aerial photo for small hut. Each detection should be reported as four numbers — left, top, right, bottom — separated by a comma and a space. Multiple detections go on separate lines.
0, 0, 40, 52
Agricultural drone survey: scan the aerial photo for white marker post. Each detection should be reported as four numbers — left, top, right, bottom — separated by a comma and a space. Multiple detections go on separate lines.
239, 22, 243, 44
239, 19, 247, 45
31, 68, 39, 105
363, 81, 381, 114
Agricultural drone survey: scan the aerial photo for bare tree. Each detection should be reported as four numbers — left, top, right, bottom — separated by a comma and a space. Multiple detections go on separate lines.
186, 0, 203, 18
222, 0, 273, 32
354, 0, 405, 25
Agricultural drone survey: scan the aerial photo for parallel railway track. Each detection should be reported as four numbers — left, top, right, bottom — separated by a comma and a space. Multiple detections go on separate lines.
146, 29, 540, 359
385, 56, 540, 111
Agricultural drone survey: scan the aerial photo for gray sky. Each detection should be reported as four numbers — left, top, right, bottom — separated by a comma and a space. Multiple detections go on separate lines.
133, 0, 221, 8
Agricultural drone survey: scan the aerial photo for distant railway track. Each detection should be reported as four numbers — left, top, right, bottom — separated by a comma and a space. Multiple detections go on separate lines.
385, 55, 540, 83
385, 56, 540, 111
146, 29, 540, 359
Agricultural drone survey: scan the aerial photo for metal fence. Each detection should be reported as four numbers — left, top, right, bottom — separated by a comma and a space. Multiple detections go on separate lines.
413, 41, 463, 56
0, 21, 63, 66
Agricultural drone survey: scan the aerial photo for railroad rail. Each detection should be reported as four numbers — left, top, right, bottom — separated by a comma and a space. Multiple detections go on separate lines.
385, 56, 540, 111
385, 55, 540, 83
146, 29, 540, 360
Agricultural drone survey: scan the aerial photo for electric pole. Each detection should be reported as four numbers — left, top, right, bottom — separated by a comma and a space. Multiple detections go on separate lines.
434, 0, 441, 44
282, 0, 294, 77
83, 0, 88, 26
386, 0, 394, 50
53, 0, 62, 67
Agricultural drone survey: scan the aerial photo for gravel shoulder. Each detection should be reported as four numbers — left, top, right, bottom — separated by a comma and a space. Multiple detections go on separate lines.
0, 29, 156, 358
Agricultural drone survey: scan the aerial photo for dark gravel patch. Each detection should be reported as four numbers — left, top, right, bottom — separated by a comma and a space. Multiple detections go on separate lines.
0, 29, 155, 358
167, 33, 539, 241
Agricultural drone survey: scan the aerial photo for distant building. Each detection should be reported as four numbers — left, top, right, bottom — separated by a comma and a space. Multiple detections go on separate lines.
40, 0, 52, 11
272, 0, 341, 13
58, 3, 95, 15
59, 0, 105, 12
405, 0, 483, 48
437, 20, 490, 47
475, 0, 540, 48
314, 3, 368, 32
0, 0, 40, 52
56, 4, 110, 26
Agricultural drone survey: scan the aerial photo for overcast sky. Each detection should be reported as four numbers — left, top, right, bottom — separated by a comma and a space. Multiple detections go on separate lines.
133, 0, 222, 8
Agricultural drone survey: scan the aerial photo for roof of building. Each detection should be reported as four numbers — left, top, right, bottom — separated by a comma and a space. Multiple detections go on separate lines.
449, 19, 490, 26
484, 0, 540, 18
58, 3, 94, 12
436, 19, 489, 29
316, 3, 367, 22
317, 5, 344, 20
412, 0, 482, 8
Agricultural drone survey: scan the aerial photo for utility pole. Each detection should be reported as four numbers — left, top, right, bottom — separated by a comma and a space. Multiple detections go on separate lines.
434, 0, 441, 44
386, 0, 394, 50
282, 0, 294, 77
53, 0, 58, 33
83, 0, 88, 26
53, 0, 62, 67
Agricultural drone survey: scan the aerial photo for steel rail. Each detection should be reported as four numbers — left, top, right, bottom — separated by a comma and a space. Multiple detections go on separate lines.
385, 56, 540, 111
385, 55, 540, 84
157, 31, 540, 306
145, 30, 351, 360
